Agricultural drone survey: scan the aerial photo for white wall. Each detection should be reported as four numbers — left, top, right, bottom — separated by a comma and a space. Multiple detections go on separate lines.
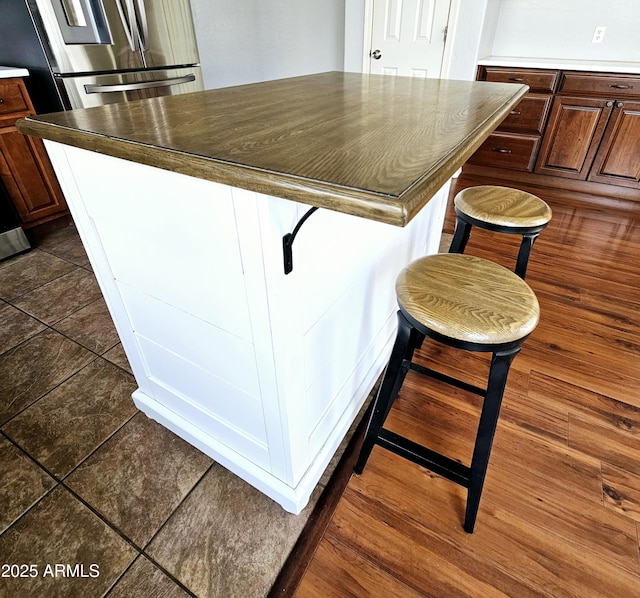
190, 0, 345, 89
443, 0, 502, 81
488, 0, 640, 62
344, 0, 366, 73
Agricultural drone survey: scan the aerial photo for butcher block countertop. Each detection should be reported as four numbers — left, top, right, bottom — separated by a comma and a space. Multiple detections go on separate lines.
17, 71, 527, 226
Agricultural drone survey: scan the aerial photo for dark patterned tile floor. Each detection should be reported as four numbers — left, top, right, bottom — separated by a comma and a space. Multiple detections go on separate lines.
0, 224, 358, 597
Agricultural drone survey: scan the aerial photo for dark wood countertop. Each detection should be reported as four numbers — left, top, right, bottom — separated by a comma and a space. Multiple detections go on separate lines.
18, 71, 527, 226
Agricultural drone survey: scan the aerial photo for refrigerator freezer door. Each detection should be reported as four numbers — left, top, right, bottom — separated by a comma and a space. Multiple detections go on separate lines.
58, 65, 204, 108
30, 0, 200, 74
50, 0, 112, 44
132, 0, 201, 69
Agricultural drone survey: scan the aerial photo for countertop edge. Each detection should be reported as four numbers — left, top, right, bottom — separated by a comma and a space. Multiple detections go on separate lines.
0, 66, 30, 79
399, 83, 529, 224
17, 117, 409, 226
478, 56, 640, 75
17, 81, 528, 228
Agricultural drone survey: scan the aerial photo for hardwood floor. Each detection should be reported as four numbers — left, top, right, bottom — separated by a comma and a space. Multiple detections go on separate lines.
291, 179, 640, 597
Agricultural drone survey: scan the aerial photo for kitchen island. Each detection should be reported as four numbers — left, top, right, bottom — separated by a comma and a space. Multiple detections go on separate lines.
18, 72, 527, 513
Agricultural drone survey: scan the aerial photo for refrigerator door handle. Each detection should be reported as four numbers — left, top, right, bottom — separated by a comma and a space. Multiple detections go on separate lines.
114, 0, 137, 51
84, 74, 196, 94
135, 0, 149, 51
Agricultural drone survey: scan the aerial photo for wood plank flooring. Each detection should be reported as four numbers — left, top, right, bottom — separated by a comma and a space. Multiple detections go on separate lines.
290, 178, 640, 597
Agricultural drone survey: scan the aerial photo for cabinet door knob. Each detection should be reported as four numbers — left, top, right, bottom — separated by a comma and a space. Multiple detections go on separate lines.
606, 101, 614, 107
0, 98, 4, 104
617, 101, 624, 108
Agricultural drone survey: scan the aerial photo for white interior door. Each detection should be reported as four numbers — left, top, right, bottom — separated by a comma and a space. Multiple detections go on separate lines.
368, 0, 452, 77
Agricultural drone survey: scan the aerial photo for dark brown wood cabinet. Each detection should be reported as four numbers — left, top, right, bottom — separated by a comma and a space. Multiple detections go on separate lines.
588, 100, 640, 189
0, 77, 68, 228
467, 66, 556, 175
535, 96, 613, 179
461, 65, 640, 202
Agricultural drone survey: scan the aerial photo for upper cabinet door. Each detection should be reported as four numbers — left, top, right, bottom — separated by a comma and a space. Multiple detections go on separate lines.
534, 96, 612, 180
588, 101, 640, 189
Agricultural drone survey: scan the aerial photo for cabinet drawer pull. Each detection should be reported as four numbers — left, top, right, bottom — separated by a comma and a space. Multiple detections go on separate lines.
508, 77, 527, 83
492, 148, 513, 154
610, 84, 632, 89
509, 110, 521, 115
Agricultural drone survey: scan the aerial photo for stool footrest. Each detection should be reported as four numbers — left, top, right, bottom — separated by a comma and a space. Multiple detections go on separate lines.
378, 428, 470, 488
409, 362, 486, 397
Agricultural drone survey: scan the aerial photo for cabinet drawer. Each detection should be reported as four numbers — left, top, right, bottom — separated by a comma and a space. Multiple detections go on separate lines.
467, 132, 540, 172
560, 72, 640, 99
483, 67, 559, 93
0, 80, 31, 117
498, 94, 552, 134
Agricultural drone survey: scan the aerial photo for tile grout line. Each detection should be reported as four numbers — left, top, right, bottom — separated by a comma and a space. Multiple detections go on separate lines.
1, 228, 203, 595
134, 462, 218, 598
2, 408, 203, 595
0, 252, 82, 303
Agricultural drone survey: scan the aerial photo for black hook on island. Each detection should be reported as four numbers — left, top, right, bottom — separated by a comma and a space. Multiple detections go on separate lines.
282, 206, 319, 274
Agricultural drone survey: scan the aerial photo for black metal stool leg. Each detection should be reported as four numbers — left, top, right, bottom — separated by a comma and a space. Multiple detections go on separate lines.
448, 216, 472, 254
354, 311, 417, 475
463, 347, 520, 533
515, 232, 540, 279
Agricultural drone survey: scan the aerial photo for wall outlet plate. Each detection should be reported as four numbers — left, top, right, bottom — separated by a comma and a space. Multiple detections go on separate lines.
592, 26, 606, 43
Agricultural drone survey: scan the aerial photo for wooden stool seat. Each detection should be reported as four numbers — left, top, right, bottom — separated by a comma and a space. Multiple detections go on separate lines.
355, 253, 539, 533
449, 185, 552, 278
397, 253, 539, 348
454, 186, 552, 229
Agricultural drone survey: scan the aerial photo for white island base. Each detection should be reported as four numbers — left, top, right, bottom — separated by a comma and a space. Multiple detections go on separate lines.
46, 141, 449, 513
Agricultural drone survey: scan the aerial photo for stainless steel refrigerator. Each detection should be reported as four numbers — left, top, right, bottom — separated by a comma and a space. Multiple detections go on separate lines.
0, 0, 204, 113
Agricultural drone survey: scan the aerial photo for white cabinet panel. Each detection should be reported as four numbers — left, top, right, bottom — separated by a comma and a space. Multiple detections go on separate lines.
144, 375, 270, 470
138, 335, 269, 450
117, 282, 262, 399
65, 149, 253, 340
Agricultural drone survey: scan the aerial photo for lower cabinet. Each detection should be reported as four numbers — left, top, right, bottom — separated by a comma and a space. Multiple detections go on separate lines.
588, 100, 640, 189
0, 77, 68, 228
535, 96, 613, 180
462, 66, 640, 200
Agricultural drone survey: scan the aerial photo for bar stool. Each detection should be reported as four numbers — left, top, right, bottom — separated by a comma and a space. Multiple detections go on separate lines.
354, 253, 539, 533
449, 185, 552, 279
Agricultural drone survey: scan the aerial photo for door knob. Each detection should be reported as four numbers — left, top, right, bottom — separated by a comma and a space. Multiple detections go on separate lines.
370, 49, 382, 60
